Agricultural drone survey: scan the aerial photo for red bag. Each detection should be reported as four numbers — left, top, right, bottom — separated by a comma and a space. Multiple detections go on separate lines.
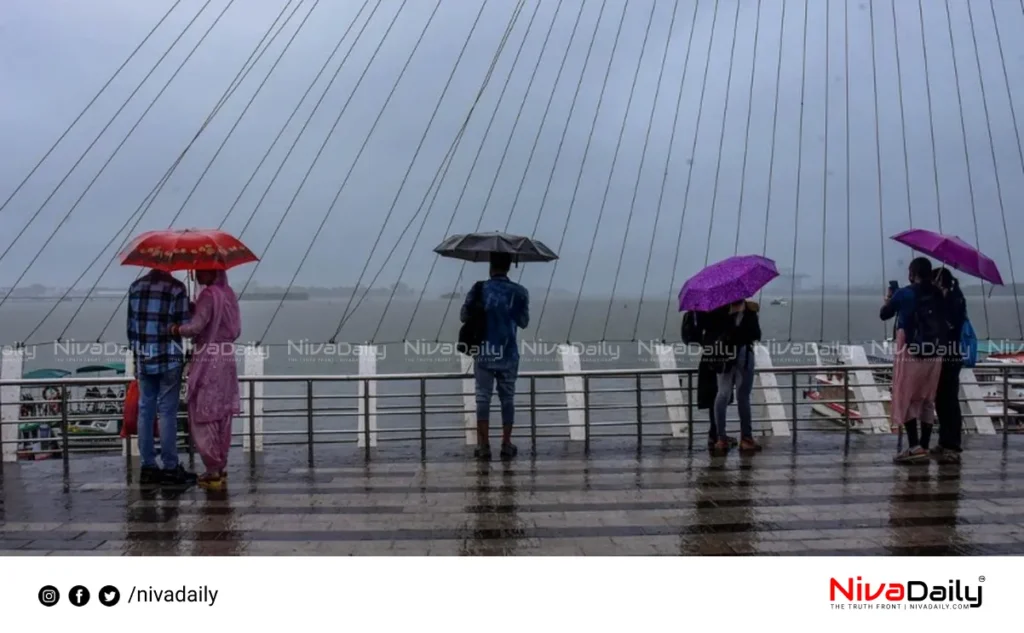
120, 380, 157, 438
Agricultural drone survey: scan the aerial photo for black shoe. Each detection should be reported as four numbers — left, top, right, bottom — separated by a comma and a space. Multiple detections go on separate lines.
473, 444, 492, 460
161, 465, 197, 487
499, 442, 518, 459
140, 466, 162, 486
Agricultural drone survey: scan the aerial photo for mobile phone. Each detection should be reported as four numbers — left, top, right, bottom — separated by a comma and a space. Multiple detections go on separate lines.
888, 280, 899, 293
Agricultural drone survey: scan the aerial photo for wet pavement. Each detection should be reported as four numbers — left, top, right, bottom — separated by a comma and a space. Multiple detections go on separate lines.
1, 434, 1023, 555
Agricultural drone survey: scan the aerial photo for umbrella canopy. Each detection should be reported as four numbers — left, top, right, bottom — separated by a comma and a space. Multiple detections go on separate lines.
891, 229, 1003, 285
119, 228, 258, 272
433, 231, 558, 263
678, 255, 780, 312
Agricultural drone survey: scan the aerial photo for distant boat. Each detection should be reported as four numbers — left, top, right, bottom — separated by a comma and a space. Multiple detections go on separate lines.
770, 298, 788, 306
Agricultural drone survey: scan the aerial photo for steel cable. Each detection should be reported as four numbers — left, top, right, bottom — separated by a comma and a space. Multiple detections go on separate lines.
937, 0, 990, 334
335, 0, 532, 342
868, 0, 889, 341
0, 0, 184, 216
632, 0, 700, 340
818, 0, 830, 342
755, 0, 787, 308
700, 0, 742, 270
365, 0, 542, 340
399, 0, 562, 338
0, 0, 233, 313
567, 0, 658, 340
534, 0, 628, 339
40, 0, 304, 343
230, 0, 414, 305
325, 0, 523, 343
785, 0, 810, 341
983, 0, 1024, 337
603, 0, 681, 341
658, 0, 723, 341
732, 0, 763, 258
844, 0, 851, 343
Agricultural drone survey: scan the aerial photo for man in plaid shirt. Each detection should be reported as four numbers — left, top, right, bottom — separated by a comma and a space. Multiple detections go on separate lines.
127, 269, 196, 486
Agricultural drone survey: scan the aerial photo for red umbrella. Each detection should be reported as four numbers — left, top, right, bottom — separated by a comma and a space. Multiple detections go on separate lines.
119, 228, 258, 272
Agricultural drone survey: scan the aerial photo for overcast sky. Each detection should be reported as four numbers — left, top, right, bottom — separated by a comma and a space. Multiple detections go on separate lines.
3, 0, 1024, 302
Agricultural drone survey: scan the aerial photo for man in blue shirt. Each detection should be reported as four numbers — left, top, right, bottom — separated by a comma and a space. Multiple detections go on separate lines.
127, 269, 196, 486
460, 253, 529, 460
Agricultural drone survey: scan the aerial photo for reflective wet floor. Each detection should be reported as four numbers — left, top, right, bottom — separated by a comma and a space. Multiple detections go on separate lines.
2, 435, 1023, 555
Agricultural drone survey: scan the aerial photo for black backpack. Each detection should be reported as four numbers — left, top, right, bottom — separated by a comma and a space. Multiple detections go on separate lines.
681, 311, 700, 345
457, 281, 486, 356
908, 285, 947, 357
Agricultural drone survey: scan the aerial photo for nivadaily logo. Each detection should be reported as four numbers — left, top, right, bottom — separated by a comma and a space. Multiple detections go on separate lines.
829, 576, 984, 610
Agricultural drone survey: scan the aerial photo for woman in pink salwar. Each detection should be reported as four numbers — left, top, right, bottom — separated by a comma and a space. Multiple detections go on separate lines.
170, 269, 241, 489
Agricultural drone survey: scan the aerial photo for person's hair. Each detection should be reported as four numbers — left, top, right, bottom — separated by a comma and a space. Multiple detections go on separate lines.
490, 252, 512, 273
909, 257, 933, 283
934, 267, 958, 291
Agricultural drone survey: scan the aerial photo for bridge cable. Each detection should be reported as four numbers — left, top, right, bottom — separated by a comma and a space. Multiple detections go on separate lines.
0, 0, 217, 267
265, 0, 504, 345
337, 0, 531, 342
36, 0, 308, 344
229, 0, 414, 309
817, 0, 830, 342
361, 0, 533, 342
223, 0, 386, 242
603, 0, 683, 341
915, 0, 945, 239
785, 0, 810, 341
215, 0, 378, 232
868, 0, 889, 342
0, 0, 185, 217
362, 0, 544, 341
534, 0, 631, 339
0, 0, 233, 315
936, 0, 991, 335
631, 0, 701, 341
326, 0, 527, 343
844, 0, 852, 343
658, 0, 725, 341
249, 0, 458, 345
700, 0, 743, 270
732, 0, 763, 258
511, 0, 613, 300
889, 0, 915, 244
401, 0, 566, 340
755, 0, 787, 309
567, 0, 659, 341
493, 0, 588, 238
91, 0, 377, 345
981, 0, 1024, 338
86, 0, 322, 342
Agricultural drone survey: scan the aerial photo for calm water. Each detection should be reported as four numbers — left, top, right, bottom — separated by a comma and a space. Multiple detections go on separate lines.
4, 295, 1020, 439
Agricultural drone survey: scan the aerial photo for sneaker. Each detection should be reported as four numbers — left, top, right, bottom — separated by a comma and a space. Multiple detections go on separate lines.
937, 449, 961, 464
738, 437, 762, 452
707, 436, 738, 449
473, 444, 491, 460
712, 439, 729, 455
139, 466, 162, 486
161, 465, 198, 487
499, 442, 518, 459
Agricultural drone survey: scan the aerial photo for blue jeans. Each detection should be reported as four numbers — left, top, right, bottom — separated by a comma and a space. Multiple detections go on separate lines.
714, 346, 754, 439
137, 366, 182, 469
474, 364, 517, 427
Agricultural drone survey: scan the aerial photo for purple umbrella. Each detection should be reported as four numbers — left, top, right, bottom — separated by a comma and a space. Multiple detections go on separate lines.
678, 255, 780, 312
891, 229, 1004, 285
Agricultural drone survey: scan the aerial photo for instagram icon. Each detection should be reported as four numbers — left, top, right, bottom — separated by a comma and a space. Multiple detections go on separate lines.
38, 585, 60, 607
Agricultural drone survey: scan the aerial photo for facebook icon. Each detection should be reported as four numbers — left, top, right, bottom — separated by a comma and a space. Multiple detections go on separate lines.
69, 586, 90, 607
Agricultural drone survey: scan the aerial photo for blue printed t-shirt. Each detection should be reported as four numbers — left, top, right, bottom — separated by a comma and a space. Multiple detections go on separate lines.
460, 275, 530, 371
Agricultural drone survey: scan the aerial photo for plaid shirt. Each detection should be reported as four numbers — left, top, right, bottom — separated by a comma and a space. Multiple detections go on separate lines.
127, 271, 190, 375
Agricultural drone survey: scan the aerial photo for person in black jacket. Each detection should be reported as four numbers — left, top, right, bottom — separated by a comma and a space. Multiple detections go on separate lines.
712, 299, 763, 454
682, 306, 735, 449
933, 268, 967, 462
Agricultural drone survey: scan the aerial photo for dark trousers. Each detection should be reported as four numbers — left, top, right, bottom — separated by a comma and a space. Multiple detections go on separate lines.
935, 359, 963, 451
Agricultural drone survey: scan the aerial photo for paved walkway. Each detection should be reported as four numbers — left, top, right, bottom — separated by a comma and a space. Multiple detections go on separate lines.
1, 435, 1023, 555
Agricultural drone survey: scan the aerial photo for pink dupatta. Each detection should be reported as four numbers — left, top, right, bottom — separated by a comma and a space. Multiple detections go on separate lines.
179, 271, 242, 423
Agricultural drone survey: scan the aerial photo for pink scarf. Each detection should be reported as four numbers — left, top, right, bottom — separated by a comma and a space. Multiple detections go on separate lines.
195, 270, 241, 344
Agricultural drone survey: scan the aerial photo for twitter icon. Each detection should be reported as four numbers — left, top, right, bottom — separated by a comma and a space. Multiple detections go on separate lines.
99, 586, 120, 607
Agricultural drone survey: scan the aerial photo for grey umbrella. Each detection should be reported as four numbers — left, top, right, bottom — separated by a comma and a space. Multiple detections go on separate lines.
433, 231, 559, 263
